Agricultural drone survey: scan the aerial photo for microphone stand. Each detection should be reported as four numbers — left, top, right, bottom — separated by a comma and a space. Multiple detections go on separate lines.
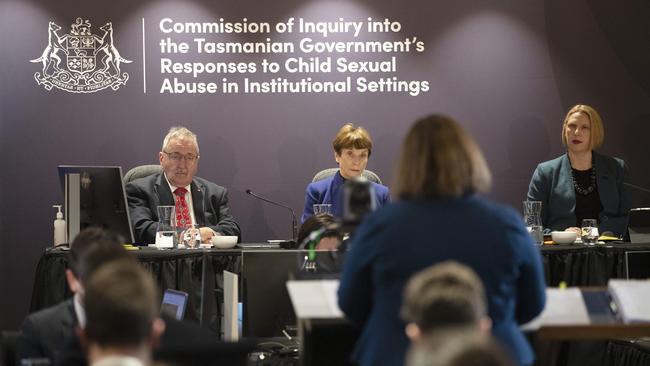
245, 189, 298, 242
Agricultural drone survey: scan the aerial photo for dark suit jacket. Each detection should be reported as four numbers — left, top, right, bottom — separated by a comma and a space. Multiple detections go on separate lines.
527, 152, 632, 236
126, 173, 240, 245
301, 170, 391, 223
338, 196, 546, 366
18, 299, 81, 365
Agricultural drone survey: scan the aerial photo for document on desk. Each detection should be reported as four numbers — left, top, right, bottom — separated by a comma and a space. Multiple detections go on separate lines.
521, 288, 590, 330
608, 279, 650, 323
286, 280, 343, 319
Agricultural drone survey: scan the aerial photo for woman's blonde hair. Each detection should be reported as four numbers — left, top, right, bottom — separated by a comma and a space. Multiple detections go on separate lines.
561, 104, 604, 150
332, 123, 373, 157
394, 115, 491, 199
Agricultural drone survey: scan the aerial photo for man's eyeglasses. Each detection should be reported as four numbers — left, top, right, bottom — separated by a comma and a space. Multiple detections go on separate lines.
163, 151, 199, 163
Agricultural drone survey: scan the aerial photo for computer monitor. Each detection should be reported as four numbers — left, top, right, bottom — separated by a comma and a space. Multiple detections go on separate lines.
241, 249, 347, 338
161, 289, 189, 320
57, 165, 135, 244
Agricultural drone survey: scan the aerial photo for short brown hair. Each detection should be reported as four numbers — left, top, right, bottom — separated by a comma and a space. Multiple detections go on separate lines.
84, 259, 158, 348
332, 123, 373, 156
400, 261, 487, 333
394, 115, 491, 199
561, 104, 604, 150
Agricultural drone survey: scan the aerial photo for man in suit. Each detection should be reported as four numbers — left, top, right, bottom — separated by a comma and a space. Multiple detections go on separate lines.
126, 126, 240, 245
80, 259, 164, 366
18, 228, 131, 365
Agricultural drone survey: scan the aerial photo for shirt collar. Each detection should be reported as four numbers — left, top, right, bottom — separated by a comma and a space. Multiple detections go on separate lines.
163, 172, 192, 194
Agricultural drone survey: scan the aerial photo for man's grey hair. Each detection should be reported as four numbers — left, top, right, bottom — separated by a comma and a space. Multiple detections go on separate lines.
162, 126, 200, 154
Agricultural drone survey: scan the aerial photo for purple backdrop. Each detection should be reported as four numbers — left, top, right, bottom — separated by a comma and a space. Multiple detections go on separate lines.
1, 0, 649, 329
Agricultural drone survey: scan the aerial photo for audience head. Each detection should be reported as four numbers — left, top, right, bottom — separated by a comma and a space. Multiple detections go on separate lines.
394, 114, 491, 200
332, 123, 373, 179
297, 214, 343, 250
67, 227, 129, 295
159, 126, 200, 187
406, 329, 513, 366
82, 259, 164, 363
561, 104, 604, 151
400, 261, 490, 341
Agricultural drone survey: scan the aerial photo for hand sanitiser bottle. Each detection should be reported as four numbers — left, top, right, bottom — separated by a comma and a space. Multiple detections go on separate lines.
53, 205, 66, 247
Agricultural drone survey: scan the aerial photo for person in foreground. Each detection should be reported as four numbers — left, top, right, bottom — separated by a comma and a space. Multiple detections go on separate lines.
18, 228, 131, 365
80, 259, 165, 366
126, 126, 240, 245
338, 114, 546, 366
400, 261, 492, 343
301, 123, 390, 222
406, 329, 513, 366
527, 104, 632, 236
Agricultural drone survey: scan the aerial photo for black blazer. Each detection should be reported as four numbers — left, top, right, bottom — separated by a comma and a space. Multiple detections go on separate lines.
18, 299, 80, 364
126, 172, 241, 245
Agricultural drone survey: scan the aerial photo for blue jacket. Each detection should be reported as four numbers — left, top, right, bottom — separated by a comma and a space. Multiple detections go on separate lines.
301, 170, 391, 223
338, 196, 546, 366
527, 152, 631, 236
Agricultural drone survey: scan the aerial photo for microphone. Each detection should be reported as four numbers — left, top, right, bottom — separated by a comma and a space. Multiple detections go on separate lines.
245, 189, 298, 241
623, 182, 650, 195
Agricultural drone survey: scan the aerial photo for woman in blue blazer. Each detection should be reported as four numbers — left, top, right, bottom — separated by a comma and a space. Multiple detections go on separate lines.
301, 123, 390, 223
527, 105, 632, 236
338, 115, 546, 366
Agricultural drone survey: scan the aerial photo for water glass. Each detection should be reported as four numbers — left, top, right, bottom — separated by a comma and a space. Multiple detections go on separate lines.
313, 203, 332, 215
527, 225, 544, 245
180, 224, 201, 249
156, 205, 176, 247
581, 219, 599, 245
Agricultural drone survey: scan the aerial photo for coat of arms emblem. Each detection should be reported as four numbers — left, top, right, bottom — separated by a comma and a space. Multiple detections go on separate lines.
30, 18, 132, 93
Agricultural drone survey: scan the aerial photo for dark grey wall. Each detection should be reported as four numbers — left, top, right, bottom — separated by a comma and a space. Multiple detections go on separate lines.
1, 0, 649, 329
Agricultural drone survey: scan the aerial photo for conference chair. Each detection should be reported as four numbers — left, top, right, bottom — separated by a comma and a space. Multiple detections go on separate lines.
123, 165, 162, 185
312, 168, 382, 185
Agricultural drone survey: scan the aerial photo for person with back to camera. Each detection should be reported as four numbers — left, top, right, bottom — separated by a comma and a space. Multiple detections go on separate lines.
80, 259, 165, 366
301, 123, 391, 223
297, 213, 344, 251
406, 328, 514, 366
126, 126, 240, 245
527, 104, 632, 237
338, 114, 546, 366
18, 228, 132, 366
400, 261, 492, 343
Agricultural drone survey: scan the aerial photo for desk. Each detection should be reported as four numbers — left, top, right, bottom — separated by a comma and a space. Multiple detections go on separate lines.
28, 243, 650, 334
539, 243, 650, 286
29, 247, 242, 333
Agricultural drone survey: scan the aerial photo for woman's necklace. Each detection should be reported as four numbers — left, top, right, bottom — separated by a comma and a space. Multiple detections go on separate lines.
572, 166, 596, 195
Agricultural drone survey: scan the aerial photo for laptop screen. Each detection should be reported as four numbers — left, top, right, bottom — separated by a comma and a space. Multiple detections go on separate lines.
161, 289, 188, 320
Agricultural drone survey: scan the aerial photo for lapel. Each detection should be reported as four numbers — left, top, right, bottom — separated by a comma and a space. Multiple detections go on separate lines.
60, 298, 78, 341
155, 173, 175, 206
190, 179, 206, 226
559, 154, 576, 209
594, 152, 615, 209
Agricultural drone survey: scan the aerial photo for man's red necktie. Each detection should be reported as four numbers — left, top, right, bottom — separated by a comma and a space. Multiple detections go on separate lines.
173, 187, 192, 229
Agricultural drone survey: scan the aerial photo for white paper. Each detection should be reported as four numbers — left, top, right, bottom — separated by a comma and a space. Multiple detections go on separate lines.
286, 279, 344, 319
521, 288, 590, 330
609, 279, 650, 323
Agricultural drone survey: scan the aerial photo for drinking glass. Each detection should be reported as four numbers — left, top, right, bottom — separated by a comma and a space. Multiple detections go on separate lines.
523, 201, 543, 245
581, 219, 599, 245
180, 224, 201, 249
313, 204, 332, 215
156, 206, 176, 248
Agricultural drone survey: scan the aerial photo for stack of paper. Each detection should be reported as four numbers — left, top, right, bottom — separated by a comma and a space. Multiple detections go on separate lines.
521, 288, 590, 330
608, 279, 650, 323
